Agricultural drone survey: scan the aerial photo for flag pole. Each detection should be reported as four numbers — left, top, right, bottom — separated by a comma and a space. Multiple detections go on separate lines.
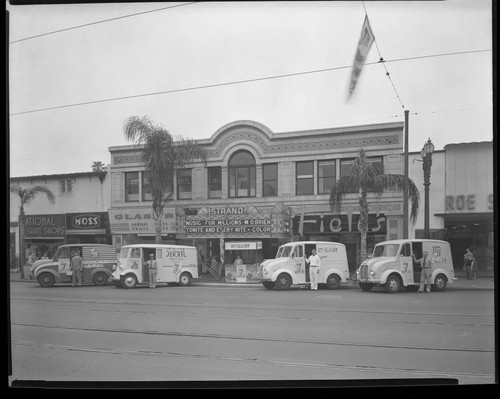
403, 109, 409, 239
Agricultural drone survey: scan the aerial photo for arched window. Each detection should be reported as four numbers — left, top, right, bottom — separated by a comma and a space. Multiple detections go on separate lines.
228, 150, 256, 198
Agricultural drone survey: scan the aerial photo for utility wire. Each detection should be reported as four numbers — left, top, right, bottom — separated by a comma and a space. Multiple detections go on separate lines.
362, 1, 406, 110
9, 49, 491, 117
9, 2, 197, 44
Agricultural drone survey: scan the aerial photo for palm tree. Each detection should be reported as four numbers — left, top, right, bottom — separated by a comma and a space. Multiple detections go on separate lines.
123, 115, 206, 244
329, 148, 420, 263
10, 183, 56, 279
91, 161, 108, 173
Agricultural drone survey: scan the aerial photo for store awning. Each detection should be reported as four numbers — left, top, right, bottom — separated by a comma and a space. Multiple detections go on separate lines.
434, 212, 493, 223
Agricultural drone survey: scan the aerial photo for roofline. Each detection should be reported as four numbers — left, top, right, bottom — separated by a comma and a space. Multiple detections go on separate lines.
10, 171, 107, 181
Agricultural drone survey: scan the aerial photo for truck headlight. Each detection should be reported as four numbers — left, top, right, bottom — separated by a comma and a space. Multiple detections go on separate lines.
370, 270, 375, 275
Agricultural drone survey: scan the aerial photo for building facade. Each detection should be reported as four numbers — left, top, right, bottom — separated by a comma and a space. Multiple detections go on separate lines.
108, 120, 409, 277
9, 171, 111, 267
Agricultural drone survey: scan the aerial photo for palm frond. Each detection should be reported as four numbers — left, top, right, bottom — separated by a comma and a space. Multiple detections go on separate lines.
329, 175, 358, 214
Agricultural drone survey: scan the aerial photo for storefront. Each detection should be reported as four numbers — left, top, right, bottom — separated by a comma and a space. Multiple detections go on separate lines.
108, 207, 177, 248
24, 214, 66, 263
65, 212, 112, 245
176, 204, 291, 281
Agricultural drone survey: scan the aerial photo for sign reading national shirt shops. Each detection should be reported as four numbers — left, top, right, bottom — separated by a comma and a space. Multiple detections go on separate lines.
25, 214, 66, 239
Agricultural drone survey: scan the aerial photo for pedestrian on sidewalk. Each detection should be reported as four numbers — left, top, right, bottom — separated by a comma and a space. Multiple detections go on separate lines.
305, 249, 321, 291
463, 248, 475, 280
146, 253, 157, 288
413, 251, 432, 293
71, 250, 83, 287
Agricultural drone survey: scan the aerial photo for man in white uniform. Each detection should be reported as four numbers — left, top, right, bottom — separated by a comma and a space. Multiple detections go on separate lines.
305, 249, 321, 290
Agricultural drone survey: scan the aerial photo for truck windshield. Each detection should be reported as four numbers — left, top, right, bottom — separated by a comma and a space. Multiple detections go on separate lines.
373, 244, 400, 258
119, 248, 129, 258
276, 246, 293, 258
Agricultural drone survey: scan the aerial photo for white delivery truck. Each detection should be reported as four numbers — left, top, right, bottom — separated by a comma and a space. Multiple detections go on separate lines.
356, 239, 455, 293
258, 241, 350, 290
111, 244, 198, 288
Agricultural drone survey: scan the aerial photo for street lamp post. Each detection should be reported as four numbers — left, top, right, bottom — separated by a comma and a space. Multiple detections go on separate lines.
420, 138, 435, 239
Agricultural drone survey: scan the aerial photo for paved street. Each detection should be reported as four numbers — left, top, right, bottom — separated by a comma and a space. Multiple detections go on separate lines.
9, 277, 496, 387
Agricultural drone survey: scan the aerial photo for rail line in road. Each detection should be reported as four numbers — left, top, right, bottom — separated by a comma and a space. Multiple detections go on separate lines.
12, 321, 495, 354
12, 337, 495, 383
10, 296, 495, 328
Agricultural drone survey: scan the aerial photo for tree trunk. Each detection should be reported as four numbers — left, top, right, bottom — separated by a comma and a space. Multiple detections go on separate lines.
154, 216, 162, 244
358, 190, 369, 262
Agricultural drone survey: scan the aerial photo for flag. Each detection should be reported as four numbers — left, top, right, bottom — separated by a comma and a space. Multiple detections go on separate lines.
347, 15, 375, 100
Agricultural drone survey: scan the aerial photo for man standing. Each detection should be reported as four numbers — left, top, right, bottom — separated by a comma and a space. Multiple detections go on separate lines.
413, 251, 432, 293
147, 253, 157, 288
71, 250, 83, 287
463, 248, 475, 280
305, 249, 321, 291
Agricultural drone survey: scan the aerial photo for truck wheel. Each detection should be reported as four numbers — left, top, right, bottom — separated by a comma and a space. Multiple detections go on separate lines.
385, 274, 402, 293
274, 273, 292, 290
37, 272, 55, 287
178, 272, 192, 286
359, 282, 374, 291
121, 274, 137, 289
325, 273, 341, 289
92, 272, 108, 286
262, 281, 275, 289
433, 274, 448, 291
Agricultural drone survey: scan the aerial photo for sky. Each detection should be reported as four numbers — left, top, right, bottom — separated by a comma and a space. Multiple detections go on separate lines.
7, 0, 493, 177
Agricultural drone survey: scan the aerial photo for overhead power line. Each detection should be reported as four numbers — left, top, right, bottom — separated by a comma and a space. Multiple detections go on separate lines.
9, 49, 491, 117
9, 2, 197, 44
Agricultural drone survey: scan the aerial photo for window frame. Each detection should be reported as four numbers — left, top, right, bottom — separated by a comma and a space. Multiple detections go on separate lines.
208, 166, 222, 199
177, 168, 192, 200
262, 163, 278, 197
124, 171, 140, 202
228, 151, 256, 198
295, 160, 314, 195
317, 159, 336, 195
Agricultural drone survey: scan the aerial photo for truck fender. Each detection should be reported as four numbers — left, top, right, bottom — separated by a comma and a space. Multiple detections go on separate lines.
323, 268, 346, 283
90, 267, 113, 279
271, 269, 294, 284
379, 269, 402, 285
34, 268, 61, 283
431, 268, 451, 283
118, 270, 140, 281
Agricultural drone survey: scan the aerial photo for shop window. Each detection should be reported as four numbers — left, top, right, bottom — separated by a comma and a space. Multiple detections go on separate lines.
296, 161, 314, 195
142, 171, 152, 201
318, 160, 336, 194
228, 151, 256, 198
177, 169, 192, 200
125, 172, 140, 202
263, 163, 278, 197
208, 167, 222, 199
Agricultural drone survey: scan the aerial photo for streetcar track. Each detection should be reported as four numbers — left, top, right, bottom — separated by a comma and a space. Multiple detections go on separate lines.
13, 339, 495, 381
12, 303, 495, 328
12, 322, 494, 353
11, 296, 495, 319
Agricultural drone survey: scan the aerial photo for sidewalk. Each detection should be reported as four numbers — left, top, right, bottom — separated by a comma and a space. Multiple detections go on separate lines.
9, 270, 495, 290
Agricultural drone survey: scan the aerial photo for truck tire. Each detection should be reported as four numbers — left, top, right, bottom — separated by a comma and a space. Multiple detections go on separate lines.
433, 274, 448, 291
178, 272, 192, 286
385, 274, 402, 293
325, 273, 341, 289
274, 273, 292, 290
37, 272, 55, 287
121, 274, 137, 289
92, 272, 108, 286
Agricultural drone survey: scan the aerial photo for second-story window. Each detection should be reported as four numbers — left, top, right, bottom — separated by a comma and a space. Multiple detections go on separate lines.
60, 179, 72, 194
263, 163, 278, 197
125, 172, 140, 202
208, 167, 222, 199
229, 150, 256, 198
296, 161, 314, 195
318, 160, 336, 194
177, 169, 192, 200
142, 171, 152, 201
